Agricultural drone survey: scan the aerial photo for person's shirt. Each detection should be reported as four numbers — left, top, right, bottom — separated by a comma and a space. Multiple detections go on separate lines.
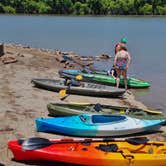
114, 50, 130, 70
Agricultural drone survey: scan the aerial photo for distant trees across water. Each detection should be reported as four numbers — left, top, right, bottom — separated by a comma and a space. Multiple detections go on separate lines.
0, 0, 166, 15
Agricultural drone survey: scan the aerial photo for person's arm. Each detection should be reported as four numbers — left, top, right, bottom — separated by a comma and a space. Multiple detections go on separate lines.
126, 52, 131, 69
114, 54, 118, 66
111, 69, 116, 79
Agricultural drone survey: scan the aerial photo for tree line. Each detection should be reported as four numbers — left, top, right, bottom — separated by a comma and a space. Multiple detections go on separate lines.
0, 0, 166, 15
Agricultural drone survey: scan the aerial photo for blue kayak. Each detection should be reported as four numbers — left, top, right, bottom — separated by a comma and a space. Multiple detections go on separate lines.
35, 114, 164, 137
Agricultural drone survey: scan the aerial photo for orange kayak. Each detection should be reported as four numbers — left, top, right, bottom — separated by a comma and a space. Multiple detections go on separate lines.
8, 137, 166, 166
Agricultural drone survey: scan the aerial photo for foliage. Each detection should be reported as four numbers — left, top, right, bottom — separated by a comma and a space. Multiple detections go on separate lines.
139, 3, 152, 15
157, 5, 166, 15
0, 0, 165, 15
73, 2, 90, 15
0, 3, 5, 13
3, 5, 16, 13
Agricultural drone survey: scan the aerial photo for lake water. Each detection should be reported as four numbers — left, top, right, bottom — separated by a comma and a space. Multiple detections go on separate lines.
0, 15, 166, 112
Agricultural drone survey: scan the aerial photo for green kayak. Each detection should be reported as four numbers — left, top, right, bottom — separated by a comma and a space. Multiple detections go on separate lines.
47, 103, 165, 120
59, 69, 150, 88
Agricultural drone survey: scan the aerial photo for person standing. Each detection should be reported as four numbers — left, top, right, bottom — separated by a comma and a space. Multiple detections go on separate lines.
114, 44, 131, 90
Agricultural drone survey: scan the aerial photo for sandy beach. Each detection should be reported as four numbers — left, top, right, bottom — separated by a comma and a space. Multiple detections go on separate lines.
0, 44, 166, 166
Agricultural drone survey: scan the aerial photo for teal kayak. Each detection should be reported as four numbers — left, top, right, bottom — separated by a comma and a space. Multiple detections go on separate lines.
36, 114, 164, 137
59, 69, 150, 88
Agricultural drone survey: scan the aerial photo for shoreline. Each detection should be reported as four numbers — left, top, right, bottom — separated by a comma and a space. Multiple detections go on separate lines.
0, 43, 166, 166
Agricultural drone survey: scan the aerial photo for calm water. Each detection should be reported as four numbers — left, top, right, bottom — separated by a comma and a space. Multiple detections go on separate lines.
0, 15, 166, 111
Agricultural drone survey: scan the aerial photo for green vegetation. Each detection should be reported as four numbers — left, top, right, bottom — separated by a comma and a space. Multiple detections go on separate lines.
0, 0, 165, 15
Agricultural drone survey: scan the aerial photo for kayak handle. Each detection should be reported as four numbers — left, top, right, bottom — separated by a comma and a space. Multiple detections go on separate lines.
123, 154, 134, 159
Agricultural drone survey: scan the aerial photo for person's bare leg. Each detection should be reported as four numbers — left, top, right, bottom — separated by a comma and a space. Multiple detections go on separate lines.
116, 69, 121, 88
122, 70, 127, 90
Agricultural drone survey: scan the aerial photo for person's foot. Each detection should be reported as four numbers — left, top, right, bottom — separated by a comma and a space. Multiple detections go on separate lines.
125, 89, 131, 95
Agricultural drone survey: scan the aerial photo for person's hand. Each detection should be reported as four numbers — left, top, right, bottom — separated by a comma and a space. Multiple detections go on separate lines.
126, 65, 129, 70
113, 76, 116, 80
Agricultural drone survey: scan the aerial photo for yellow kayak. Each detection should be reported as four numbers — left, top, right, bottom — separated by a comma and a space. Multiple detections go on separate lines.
8, 137, 166, 166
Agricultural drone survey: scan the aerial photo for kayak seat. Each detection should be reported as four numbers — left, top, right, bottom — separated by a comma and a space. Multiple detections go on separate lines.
17, 139, 25, 145
84, 104, 102, 113
92, 115, 126, 123
126, 137, 149, 145
96, 144, 118, 152
71, 79, 81, 86
82, 68, 91, 74
93, 103, 102, 112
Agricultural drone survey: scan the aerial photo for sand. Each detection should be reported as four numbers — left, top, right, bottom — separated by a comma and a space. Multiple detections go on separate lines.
0, 44, 166, 166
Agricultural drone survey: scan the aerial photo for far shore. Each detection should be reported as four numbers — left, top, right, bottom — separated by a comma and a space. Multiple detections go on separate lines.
0, 43, 166, 166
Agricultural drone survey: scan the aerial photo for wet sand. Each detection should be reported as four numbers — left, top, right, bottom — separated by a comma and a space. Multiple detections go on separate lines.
0, 44, 166, 166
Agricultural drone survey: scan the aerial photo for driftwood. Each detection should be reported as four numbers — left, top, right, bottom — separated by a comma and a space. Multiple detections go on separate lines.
96, 54, 111, 60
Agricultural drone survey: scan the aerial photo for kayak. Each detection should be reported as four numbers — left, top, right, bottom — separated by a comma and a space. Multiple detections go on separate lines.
31, 78, 125, 97
35, 114, 165, 137
47, 103, 165, 120
8, 137, 166, 166
59, 69, 151, 88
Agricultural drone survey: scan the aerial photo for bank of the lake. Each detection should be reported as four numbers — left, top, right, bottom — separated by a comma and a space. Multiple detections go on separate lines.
1, 43, 166, 166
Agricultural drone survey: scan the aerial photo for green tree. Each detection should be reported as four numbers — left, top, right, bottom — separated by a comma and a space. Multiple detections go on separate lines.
0, 0, 165, 15
117, 0, 130, 15
0, 3, 5, 13
99, 0, 115, 15
146, 0, 164, 15
73, 2, 89, 15
87, 0, 105, 15
23, 0, 39, 14
152, 0, 161, 15
139, 3, 152, 15
108, 0, 118, 14
3, 5, 16, 13
36, 1, 51, 14
157, 5, 166, 15
127, 0, 137, 14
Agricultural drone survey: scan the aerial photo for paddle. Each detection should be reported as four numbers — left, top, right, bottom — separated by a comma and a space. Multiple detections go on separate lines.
59, 78, 71, 100
59, 75, 83, 100
67, 102, 163, 115
59, 89, 69, 100
69, 102, 91, 106
20, 137, 150, 150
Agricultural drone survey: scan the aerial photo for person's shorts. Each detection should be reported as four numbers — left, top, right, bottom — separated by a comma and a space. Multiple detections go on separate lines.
116, 64, 126, 70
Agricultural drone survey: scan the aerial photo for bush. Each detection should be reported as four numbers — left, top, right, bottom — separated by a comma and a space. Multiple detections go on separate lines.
157, 6, 166, 15
139, 3, 152, 15
3, 6, 16, 14
0, 3, 5, 13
